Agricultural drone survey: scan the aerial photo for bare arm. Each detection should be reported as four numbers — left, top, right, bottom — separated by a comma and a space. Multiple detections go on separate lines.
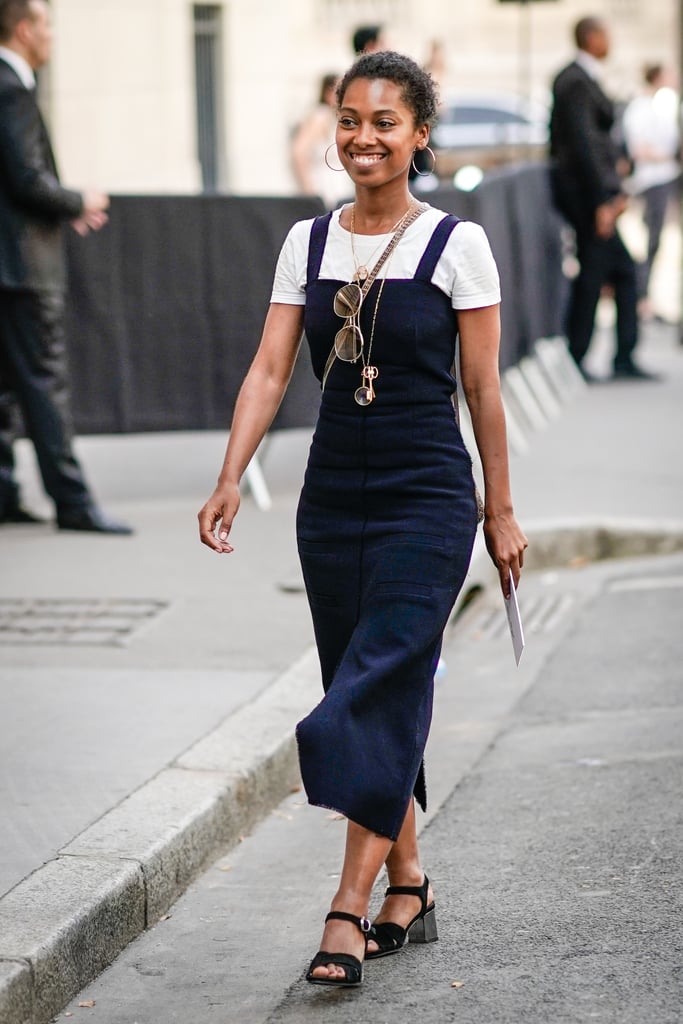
458, 304, 527, 596
198, 302, 305, 553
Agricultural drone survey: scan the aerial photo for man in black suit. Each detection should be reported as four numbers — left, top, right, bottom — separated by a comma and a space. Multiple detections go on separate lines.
549, 16, 657, 381
0, 0, 132, 531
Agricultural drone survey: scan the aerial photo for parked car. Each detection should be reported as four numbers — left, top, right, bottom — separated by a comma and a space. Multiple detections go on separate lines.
431, 94, 550, 182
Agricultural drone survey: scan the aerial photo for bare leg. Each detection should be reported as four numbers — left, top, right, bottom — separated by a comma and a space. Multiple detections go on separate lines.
310, 820, 392, 981
366, 799, 434, 955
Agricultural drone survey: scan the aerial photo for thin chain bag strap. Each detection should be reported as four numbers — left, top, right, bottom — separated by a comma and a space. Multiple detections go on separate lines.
322, 203, 428, 390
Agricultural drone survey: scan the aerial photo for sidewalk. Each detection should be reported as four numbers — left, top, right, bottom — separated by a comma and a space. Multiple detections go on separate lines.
1, 319, 682, 1023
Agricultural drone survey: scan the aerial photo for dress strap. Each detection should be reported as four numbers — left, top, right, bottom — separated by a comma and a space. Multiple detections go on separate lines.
306, 211, 333, 286
414, 214, 461, 282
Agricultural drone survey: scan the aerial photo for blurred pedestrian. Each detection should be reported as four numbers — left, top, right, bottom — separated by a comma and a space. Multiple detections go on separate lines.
351, 25, 386, 56
291, 72, 351, 209
622, 63, 681, 320
199, 50, 526, 988
0, 0, 131, 531
549, 16, 657, 381
424, 39, 446, 96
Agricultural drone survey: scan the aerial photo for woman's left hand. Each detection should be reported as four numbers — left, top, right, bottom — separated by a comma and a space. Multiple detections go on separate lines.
483, 511, 528, 598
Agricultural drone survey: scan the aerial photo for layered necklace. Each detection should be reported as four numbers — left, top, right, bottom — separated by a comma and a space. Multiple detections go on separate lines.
349, 204, 411, 284
331, 200, 426, 405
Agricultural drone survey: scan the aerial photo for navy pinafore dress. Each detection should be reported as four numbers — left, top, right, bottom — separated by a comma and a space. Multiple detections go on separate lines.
295, 211, 479, 841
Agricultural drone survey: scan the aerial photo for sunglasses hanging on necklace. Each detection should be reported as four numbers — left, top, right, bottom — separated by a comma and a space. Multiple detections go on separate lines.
325, 201, 428, 404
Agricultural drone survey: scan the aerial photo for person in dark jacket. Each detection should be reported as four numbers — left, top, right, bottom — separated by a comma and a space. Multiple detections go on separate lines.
549, 16, 657, 381
0, 0, 132, 531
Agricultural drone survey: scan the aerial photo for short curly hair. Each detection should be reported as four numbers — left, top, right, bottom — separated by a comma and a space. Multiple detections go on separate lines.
336, 51, 439, 128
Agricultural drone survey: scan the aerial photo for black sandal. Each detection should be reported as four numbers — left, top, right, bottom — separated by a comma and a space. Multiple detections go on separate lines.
306, 911, 371, 987
366, 875, 438, 960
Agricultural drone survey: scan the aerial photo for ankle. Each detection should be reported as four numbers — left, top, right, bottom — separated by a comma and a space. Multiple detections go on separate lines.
330, 891, 370, 919
385, 864, 424, 888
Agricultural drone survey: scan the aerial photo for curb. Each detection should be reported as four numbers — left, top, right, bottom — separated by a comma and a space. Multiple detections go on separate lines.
0, 649, 321, 1024
2, 519, 683, 1024
456, 518, 683, 608
518, 517, 683, 572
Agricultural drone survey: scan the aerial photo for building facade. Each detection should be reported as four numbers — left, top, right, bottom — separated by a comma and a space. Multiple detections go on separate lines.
45, 0, 678, 196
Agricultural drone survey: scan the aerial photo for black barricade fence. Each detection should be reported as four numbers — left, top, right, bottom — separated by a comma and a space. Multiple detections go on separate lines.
431, 179, 523, 370
430, 163, 565, 370
504, 164, 567, 355
65, 168, 564, 434
65, 194, 326, 434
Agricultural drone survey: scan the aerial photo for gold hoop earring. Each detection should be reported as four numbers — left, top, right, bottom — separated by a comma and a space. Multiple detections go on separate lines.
411, 146, 436, 176
324, 143, 345, 172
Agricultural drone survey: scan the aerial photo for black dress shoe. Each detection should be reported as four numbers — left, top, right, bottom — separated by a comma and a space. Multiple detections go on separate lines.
611, 362, 662, 382
57, 505, 133, 535
0, 502, 46, 525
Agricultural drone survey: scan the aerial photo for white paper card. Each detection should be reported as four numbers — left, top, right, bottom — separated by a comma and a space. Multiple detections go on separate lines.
504, 570, 525, 666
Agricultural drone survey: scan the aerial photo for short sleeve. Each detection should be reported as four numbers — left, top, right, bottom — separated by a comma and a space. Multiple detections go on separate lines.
270, 219, 312, 305
434, 221, 501, 310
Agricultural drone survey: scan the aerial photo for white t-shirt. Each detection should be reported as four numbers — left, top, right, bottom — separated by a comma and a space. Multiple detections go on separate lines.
271, 205, 501, 310
623, 90, 681, 194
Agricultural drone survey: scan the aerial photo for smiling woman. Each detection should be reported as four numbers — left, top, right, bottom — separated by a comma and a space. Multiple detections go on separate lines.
198, 50, 527, 992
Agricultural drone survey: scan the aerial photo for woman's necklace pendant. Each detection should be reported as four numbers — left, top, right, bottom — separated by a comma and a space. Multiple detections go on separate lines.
355, 365, 378, 406
354, 266, 368, 284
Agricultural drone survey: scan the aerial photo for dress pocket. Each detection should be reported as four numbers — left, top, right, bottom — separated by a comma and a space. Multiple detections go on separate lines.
371, 531, 454, 599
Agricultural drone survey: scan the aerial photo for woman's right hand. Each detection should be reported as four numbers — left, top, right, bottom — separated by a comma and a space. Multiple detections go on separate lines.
196, 303, 304, 555
198, 482, 241, 553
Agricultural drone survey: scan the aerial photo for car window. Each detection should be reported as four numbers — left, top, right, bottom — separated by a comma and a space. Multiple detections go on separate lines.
442, 106, 529, 126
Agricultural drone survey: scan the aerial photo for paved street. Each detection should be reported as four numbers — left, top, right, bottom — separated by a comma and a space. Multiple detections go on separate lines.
1, 318, 682, 1023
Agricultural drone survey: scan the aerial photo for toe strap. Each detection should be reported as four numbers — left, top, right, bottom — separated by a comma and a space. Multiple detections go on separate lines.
306, 951, 363, 984
368, 920, 407, 953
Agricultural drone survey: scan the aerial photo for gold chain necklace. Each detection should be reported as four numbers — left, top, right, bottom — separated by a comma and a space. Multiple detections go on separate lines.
351, 202, 422, 406
349, 204, 411, 284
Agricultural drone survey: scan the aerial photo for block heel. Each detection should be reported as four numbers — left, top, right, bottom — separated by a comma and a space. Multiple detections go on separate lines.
407, 902, 438, 944
366, 875, 437, 960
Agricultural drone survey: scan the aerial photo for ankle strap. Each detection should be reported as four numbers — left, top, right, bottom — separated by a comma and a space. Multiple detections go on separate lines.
325, 910, 371, 934
385, 875, 429, 900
